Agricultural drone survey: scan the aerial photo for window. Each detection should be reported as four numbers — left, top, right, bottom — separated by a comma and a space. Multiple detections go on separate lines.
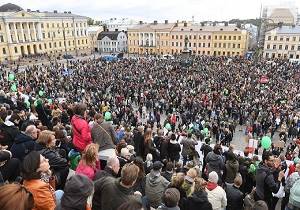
274, 36, 277, 41
233, 44, 236, 48
233, 36, 236, 40
172, 35, 174, 39
285, 45, 288, 50
279, 45, 282, 50
14, 47, 18, 53
286, 37, 289, 41
54, 42, 57, 47
172, 42, 174, 46
208, 43, 210, 47
296, 55, 299, 59
199, 43, 201, 47
180, 35, 183, 39
291, 45, 295, 50
208, 35, 211, 40
44, 43, 47, 49
2, 48, 6, 54
224, 36, 226, 40
193, 43, 196, 47
223, 43, 226, 48
39, 44, 42, 50
215, 35, 217, 40
268, 36, 271, 40
49, 43, 52, 48
273, 45, 276, 50
176, 35, 178, 39
194, 35, 196, 39
298, 45, 300, 51
219, 35, 222, 40
280, 37, 283, 41
203, 43, 205, 47
203, 35, 206, 39
47, 23, 49, 28
238, 44, 240, 48
238, 36, 241, 40
267, 44, 270, 49
229, 36, 231, 40
219, 43, 221, 48
214, 43, 217, 47
265, 53, 269, 58
0, 35, 4, 42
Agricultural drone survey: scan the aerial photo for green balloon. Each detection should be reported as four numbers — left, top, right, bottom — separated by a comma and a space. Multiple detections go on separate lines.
8, 73, 15, 81
10, 83, 17, 92
261, 136, 271, 149
165, 123, 172, 131
34, 99, 42, 107
39, 90, 44, 97
249, 164, 256, 173
24, 100, 30, 108
47, 99, 53, 104
204, 128, 209, 134
104, 112, 112, 121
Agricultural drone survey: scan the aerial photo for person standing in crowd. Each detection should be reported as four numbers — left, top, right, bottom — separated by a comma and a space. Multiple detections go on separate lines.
184, 177, 213, 210
205, 144, 224, 183
145, 161, 170, 209
225, 175, 244, 210
206, 171, 227, 210
71, 103, 92, 152
35, 130, 69, 190
224, 152, 239, 185
168, 133, 181, 163
22, 151, 63, 210
283, 163, 300, 209
0, 183, 34, 210
56, 174, 94, 210
255, 151, 285, 210
91, 113, 117, 167
157, 188, 181, 210
200, 138, 212, 177
92, 163, 141, 210
0, 144, 20, 183
94, 156, 120, 181
10, 124, 38, 162
181, 133, 198, 165
76, 143, 101, 180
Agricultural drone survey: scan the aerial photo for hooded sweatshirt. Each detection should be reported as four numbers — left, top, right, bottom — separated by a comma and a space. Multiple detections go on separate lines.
225, 160, 239, 183
57, 174, 93, 210
206, 151, 224, 179
185, 190, 213, 210
145, 170, 170, 208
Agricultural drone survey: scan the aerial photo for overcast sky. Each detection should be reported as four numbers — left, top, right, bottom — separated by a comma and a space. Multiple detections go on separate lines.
2, 0, 300, 22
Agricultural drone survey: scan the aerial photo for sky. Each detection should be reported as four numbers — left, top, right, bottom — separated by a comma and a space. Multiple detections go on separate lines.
2, 0, 300, 22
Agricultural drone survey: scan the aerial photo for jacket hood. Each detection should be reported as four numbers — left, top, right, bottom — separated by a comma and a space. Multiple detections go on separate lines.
191, 190, 209, 203
148, 170, 161, 187
208, 152, 221, 162
227, 160, 239, 169
14, 132, 33, 144
157, 203, 180, 210
61, 175, 93, 210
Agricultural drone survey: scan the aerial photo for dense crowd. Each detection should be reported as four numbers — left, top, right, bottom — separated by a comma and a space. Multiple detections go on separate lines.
0, 55, 299, 210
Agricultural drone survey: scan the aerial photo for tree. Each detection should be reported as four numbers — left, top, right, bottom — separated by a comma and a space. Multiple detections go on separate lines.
87, 18, 94, 26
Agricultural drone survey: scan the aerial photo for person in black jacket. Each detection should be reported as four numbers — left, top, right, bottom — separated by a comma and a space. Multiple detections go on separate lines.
0, 146, 20, 182
167, 133, 181, 162
225, 175, 244, 210
0, 113, 21, 149
133, 126, 144, 158
10, 125, 38, 162
35, 130, 69, 189
200, 138, 212, 177
183, 177, 212, 210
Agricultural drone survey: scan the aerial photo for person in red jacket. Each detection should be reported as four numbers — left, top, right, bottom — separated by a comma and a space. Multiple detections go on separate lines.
71, 104, 92, 152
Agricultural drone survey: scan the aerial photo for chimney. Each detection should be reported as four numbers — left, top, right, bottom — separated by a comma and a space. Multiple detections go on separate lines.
36, 10, 40, 12
139, 21, 143, 24
201, 22, 205, 27
27, 9, 31, 12
64, 11, 67, 14
154, 20, 158, 25
165, 20, 168, 24
54, 10, 57, 13
68, 11, 71, 14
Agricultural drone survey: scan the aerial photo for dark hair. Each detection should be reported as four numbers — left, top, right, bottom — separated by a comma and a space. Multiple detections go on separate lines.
10, 113, 21, 123
227, 152, 236, 161
73, 103, 87, 116
213, 144, 222, 155
0, 183, 34, 210
117, 199, 143, 210
187, 133, 192, 138
262, 151, 273, 163
171, 133, 176, 141
133, 157, 145, 178
162, 188, 180, 207
165, 162, 174, 172
22, 151, 41, 180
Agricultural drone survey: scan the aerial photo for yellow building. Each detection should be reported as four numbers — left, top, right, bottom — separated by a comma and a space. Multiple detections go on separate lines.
128, 20, 175, 55
263, 25, 300, 59
128, 21, 249, 56
0, 3, 90, 62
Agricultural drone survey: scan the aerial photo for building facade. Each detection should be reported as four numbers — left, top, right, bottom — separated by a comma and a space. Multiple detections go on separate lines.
87, 26, 103, 52
0, 3, 90, 61
263, 26, 300, 59
128, 21, 249, 56
100, 18, 139, 32
97, 31, 127, 53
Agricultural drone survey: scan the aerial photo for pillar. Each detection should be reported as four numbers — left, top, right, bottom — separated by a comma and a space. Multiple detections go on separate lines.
13, 22, 18, 43
20, 23, 25, 42
26, 22, 31, 42
5, 23, 12, 43
33, 22, 37, 41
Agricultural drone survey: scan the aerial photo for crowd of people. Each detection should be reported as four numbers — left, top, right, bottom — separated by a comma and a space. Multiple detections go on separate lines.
0, 55, 299, 210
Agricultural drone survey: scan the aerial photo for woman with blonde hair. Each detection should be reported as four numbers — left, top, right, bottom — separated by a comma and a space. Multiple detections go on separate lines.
35, 130, 69, 189
76, 143, 101, 180
0, 183, 34, 210
184, 177, 212, 210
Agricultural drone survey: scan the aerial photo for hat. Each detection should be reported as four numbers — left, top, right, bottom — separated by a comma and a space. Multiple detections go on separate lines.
127, 145, 135, 153
208, 171, 219, 184
120, 148, 131, 158
153, 161, 163, 171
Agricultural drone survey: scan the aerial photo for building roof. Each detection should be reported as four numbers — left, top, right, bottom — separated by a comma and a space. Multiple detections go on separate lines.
97, 31, 124, 40
269, 8, 295, 23
268, 25, 300, 34
171, 25, 243, 32
32, 11, 88, 19
129, 23, 176, 32
0, 3, 23, 12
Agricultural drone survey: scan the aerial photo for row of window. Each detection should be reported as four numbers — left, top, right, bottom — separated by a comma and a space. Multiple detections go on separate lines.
266, 44, 300, 51
267, 36, 300, 42
129, 33, 169, 37
41, 22, 87, 29
42, 30, 87, 39
265, 53, 300, 59
99, 41, 127, 45
172, 35, 211, 40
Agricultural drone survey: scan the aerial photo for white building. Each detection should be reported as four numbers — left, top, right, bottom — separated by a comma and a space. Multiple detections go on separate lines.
100, 18, 140, 31
266, 3, 298, 25
97, 30, 127, 53
263, 25, 300, 59
243, 24, 258, 49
